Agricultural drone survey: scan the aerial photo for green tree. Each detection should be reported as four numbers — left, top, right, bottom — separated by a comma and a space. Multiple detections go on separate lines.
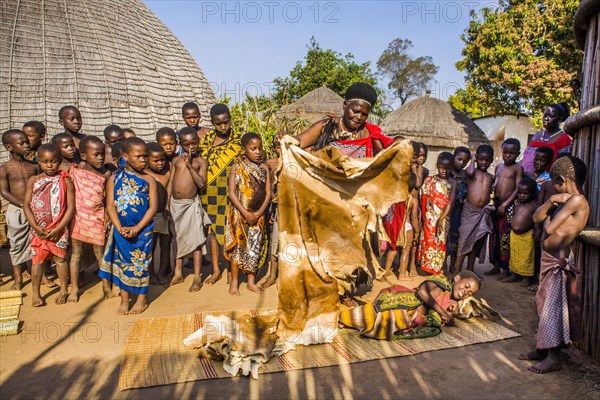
376, 38, 439, 105
272, 37, 383, 115
450, 0, 582, 123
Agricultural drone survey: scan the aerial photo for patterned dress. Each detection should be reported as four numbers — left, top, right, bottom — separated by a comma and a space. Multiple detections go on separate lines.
199, 129, 242, 246
99, 169, 153, 295
419, 175, 452, 274
224, 158, 268, 273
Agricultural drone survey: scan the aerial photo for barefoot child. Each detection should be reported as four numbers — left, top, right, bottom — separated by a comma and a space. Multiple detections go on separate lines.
182, 102, 211, 141
168, 127, 211, 292
261, 137, 281, 289
340, 271, 482, 339
520, 155, 589, 374
51, 133, 77, 172
488, 138, 523, 278
503, 178, 537, 287
145, 142, 172, 285
456, 145, 495, 272
225, 132, 271, 295
419, 152, 456, 274
23, 144, 75, 306
447, 147, 471, 273
0, 130, 37, 289
58, 105, 86, 158
68, 136, 111, 302
22, 121, 46, 161
99, 137, 157, 314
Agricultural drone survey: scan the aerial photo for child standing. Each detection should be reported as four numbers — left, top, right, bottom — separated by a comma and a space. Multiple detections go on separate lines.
22, 121, 46, 161
261, 137, 282, 289
58, 105, 86, 157
145, 142, 172, 286
168, 127, 211, 292
181, 102, 211, 141
0, 130, 38, 290
419, 152, 456, 274
456, 145, 495, 272
520, 156, 589, 374
99, 137, 157, 314
51, 133, 77, 172
488, 138, 523, 278
156, 127, 178, 167
225, 132, 271, 295
528, 146, 554, 191
69, 136, 111, 302
23, 144, 75, 306
503, 178, 538, 286
447, 146, 471, 273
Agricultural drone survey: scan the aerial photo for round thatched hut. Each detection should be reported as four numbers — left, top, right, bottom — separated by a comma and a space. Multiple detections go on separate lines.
279, 85, 344, 123
0, 0, 216, 162
380, 91, 490, 170
564, 0, 600, 363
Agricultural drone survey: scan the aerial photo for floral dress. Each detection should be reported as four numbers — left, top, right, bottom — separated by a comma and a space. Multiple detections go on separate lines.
419, 175, 452, 274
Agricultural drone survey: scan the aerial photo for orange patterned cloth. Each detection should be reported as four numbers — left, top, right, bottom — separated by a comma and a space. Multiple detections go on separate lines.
30, 171, 69, 264
419, 175, 452, 274
70, 167, 106, 246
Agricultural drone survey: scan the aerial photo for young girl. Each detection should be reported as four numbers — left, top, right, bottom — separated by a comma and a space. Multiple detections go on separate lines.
419, 152, 456, 274
447, 147, 471, 273
225, 132, 271, 295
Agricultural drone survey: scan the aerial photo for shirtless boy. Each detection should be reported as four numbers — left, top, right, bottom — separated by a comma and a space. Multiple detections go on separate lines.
168, 127, 211, 292
456, 145, 495, 272
520, 155, 589, 374
488, 138, 523, 277
58, 105, 86, 158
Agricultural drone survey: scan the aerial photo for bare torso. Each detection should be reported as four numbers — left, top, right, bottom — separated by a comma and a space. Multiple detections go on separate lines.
147, 169, 170, 210
466, 170, 494, 208
494, 162, 521, 202
542, 195, 590, 258
0, 159, 38, 206
512, 201, 536, 234
171, 155, 206, 200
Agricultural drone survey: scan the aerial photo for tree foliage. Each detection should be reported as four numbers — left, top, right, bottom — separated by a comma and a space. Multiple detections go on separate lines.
450, 0, 582, 121
272, 37, 383, 115
376, 38, 439, 105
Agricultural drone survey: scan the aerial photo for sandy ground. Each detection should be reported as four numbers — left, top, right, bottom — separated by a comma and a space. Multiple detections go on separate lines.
1, 248, 599, 400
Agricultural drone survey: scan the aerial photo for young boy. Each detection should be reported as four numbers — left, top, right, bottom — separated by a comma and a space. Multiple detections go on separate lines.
51, 133, 77, 171
103, 124, 124, 165
99, 137, 157, 314
145, 142, 172, 285
23, 144, 75, 306
456, 145, 495, 273
0, 129, 37, 290
503, 178, 538, 286
156, 127, 178, 167
488, 138, 523, 277
182, 102, 211, 141
168, 127, 211, 292
22, 121, 46, 161
519, 155, 589, 374
447, 146, 471, 273
58, 105, 86, 157
69, 136, 111, 302
528, 146, 554, 191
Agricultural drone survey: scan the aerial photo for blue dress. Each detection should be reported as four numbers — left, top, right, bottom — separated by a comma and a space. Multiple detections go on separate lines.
99, 169, 154, 294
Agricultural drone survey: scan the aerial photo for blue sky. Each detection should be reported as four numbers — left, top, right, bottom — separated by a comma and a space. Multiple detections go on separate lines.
144, 0, 500, 108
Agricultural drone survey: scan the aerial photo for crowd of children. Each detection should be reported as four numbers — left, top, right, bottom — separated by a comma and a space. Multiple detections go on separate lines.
0, 100, 590, 332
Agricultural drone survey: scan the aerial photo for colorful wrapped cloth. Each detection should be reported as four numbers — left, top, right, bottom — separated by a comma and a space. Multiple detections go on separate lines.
383, 201, 407, 250
339, 275, 452, 340
489, 199, 512, 269
99, 169, 153, 295
224, 158, 268, 274
199, 129, 243, 246
70, 167, 106, 246
318, 117, 395, 158
522, 131, 572, 174
5, 204, 31, 265
29, 171, 69, 264
170, 196, 211, 258
447, 176, 467, 256
457, 202, 492, 259
535, 171, 551, 191
509, 230, 534, 276
535, 250, 582, 349
419, 175, 452, 274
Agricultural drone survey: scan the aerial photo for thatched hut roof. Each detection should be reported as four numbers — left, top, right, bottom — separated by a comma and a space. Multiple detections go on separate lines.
279, 86, 344, 123
380, 92, 490, 149
0, 0, 215, 161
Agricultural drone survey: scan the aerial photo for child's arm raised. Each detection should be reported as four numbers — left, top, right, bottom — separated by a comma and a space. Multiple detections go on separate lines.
130, 176, 158, 237
465, 154, 476, 179
416, 281, 454, 326
228, 162, 254, 224
542, 194, 586, 236
186, 150, 206, 189
46, 176, 75, 241
23, 175, 48, 237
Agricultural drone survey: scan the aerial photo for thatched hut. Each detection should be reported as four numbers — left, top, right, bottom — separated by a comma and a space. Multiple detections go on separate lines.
279, 85, 344, 123
564, 0, 600, 363
0, 0, 216, 162
380, 91, 490, 170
